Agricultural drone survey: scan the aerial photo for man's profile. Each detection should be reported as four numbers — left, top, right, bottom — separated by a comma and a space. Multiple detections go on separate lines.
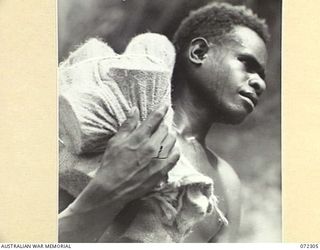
170, 2, 269, 242
58, 1, 280, 243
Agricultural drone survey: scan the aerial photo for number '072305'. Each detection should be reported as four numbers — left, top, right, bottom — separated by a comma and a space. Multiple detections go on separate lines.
300, 244, 319, 248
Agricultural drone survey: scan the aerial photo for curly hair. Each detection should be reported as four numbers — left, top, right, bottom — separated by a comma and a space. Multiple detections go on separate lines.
172, 2, 270, 54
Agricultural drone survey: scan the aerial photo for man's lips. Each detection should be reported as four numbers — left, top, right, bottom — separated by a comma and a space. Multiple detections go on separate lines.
239, 91, 258, 108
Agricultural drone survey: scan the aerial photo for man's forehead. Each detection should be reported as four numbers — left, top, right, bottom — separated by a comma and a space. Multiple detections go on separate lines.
228, 26, 268, 67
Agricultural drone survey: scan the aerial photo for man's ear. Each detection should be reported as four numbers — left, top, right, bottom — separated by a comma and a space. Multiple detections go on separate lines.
188, 37, 210, 65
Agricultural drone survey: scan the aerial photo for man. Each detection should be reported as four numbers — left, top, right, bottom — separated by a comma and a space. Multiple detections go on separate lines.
170, 2, 269, 242
59, 2, 269, 242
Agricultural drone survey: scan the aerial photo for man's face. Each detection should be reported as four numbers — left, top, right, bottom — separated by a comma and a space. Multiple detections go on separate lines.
192, 26, 267, 124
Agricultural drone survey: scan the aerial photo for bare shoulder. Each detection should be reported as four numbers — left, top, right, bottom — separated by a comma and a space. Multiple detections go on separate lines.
205, 147, 241, 242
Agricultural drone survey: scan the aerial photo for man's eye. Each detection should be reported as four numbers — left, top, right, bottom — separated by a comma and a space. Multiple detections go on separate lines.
238, 55, 265, 80
238, 57, 251, 70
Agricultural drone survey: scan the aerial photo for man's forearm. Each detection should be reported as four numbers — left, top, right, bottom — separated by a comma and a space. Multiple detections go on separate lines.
58, 199, 125, 242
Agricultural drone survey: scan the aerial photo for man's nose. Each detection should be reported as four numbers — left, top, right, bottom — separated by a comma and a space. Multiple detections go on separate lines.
248, 74, 266, 96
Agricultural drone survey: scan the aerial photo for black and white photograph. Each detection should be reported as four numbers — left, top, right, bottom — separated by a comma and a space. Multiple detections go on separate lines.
58, 0, 281, 243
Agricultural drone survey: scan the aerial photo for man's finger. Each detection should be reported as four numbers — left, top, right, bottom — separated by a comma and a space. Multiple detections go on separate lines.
118, 107, 140, 134
126, 146, 180, 199
160, 146, 180, 174
145, 145, 180, 177
142, 148, 180, 190
156, 130, 177, 159
135, 104, 169, 137
151, 146, 180, 176
147, 122, 169, 157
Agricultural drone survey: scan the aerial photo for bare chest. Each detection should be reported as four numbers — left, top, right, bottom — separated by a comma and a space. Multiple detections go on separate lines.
179, 138, 228, 242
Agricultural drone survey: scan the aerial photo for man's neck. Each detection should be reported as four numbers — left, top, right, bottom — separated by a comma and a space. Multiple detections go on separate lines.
172, 83, 213, 144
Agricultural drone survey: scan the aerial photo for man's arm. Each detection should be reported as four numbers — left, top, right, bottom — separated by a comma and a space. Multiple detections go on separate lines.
59, 105, 180, 242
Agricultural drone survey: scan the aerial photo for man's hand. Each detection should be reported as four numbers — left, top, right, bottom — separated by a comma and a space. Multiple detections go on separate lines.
59, 105, 180, 243
71, 104, 179, 213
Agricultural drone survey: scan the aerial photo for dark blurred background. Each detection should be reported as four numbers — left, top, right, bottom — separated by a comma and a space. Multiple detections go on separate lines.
58, 0, 281, 242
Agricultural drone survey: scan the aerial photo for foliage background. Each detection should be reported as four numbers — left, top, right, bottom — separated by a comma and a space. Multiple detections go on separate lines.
58, 0, 281, 242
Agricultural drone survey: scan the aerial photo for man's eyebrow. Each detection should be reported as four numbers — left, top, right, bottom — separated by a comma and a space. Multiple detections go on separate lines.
239, 53, 266, 80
